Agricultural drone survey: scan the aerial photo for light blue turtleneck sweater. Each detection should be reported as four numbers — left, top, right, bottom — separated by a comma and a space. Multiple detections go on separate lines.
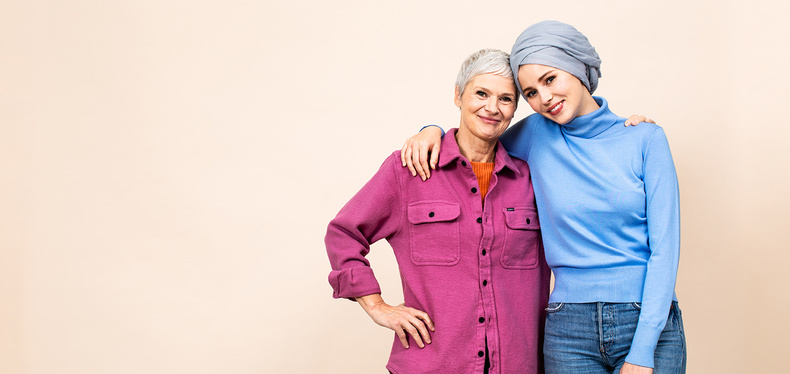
499, 97, 680, 368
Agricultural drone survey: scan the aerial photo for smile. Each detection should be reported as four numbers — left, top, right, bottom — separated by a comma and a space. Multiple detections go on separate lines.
478, 115, 500, 125
547, 100, 564, 115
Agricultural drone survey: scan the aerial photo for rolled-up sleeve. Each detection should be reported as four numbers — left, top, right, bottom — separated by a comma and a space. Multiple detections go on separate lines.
325, 154, 403, 299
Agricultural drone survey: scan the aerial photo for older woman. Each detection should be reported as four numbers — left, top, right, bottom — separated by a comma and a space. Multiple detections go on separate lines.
325, 49, 550, 373
400, 21, 686, 374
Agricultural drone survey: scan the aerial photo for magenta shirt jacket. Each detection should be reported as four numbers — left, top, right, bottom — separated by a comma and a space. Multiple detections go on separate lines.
326, 128, 550, 374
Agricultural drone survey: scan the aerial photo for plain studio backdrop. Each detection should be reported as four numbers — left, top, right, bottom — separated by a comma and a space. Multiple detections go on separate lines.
2, 0, 788, 373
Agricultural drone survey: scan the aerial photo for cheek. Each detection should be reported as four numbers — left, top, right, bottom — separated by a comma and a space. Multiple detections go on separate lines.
503, 105, 517, 120
526, 98, 542, 112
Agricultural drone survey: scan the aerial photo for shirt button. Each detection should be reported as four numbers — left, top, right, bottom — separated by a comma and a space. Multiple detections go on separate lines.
526, 218, 531, 224
479, 317, 485, 323
477, 217, 483, 223
478, 351, 484, 357
471, 187, 477, 193
481, 249, 486, 256
428, 212, 435, 218
483, 280, 488, 286
461, 161, 467, 167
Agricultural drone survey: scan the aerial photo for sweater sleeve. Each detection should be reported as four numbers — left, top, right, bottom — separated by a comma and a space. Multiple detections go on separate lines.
625, 127, 681, 368
499, 115, 536, 160
325, 153, 403, 300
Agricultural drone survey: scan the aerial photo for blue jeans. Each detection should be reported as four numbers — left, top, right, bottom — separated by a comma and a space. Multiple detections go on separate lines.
543, 301, 686, 373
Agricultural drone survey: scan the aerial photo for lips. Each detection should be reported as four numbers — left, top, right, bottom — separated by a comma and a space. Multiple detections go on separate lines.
547, 100, 564, 116
478, 115, 500, 125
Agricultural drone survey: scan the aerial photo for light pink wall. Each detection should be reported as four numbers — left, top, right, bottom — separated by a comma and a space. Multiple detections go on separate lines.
2, 0, 789, 372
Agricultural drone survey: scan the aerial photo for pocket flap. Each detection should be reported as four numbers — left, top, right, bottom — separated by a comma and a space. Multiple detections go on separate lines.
408, 201, 461, 224
503, 207, 540, 230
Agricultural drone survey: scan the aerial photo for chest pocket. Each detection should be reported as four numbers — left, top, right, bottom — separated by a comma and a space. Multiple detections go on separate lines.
500, 207, 541, 269
407, 201, 461, 266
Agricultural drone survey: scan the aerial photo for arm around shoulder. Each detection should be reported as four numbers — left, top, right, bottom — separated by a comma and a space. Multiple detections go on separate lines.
401, 125, 444, 181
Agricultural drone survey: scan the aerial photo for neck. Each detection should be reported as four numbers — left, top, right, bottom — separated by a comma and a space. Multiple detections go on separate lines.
455, 127, 496, 163
577, 92, 600, 117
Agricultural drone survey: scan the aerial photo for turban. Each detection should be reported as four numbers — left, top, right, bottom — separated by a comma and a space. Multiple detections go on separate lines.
510, 20, 602, 97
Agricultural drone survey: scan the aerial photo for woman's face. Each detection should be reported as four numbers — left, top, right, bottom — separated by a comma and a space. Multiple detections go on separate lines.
455, 73, 518, 143
517, 64, 597, 125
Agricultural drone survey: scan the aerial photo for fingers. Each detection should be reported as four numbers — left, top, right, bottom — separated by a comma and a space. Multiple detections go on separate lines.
394, 326, 411, 349
417, 143, 431, 180
624, 114, 646, 127
388, 305, 434, 349
403, 143, 417, 177
416, 309, 435, 332
390, 312, 430, 349
412, 146, 427, 181
411, 317, 431, 348
429, 143, 440, 171
400, 305, 433, 348
624, 114, 656, 127
400, 140, 409, 168
400, 317, 427, 348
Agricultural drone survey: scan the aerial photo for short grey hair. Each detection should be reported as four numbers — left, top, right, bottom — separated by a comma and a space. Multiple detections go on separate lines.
455, 49, 515, 98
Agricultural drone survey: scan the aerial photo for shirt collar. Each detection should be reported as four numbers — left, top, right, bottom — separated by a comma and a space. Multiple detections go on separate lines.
437, 128, 522, 176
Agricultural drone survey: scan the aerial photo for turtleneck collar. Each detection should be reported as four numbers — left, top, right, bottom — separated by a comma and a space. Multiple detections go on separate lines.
560, 97, 619, 139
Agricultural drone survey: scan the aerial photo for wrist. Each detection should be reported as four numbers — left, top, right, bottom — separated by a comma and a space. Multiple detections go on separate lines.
420, 125, 445, 136
356, 293, 384, 309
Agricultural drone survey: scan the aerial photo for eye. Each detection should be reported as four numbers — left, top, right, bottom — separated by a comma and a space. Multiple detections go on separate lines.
546, 76, 555, 84
476, 90, 487, 98
500, 96, 513, 103
525, 90, 537, 98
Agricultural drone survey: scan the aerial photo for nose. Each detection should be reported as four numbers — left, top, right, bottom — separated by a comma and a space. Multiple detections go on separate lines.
485, 96, 499, 114
538, 87, 553, 105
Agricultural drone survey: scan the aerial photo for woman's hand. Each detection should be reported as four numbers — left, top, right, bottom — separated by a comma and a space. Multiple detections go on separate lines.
356, 294, 435, 349
400, 126, 443, 181
620, 362, 653, 374
624, 114, 655, 127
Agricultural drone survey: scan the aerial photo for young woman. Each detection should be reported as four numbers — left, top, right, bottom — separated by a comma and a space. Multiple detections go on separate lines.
400, 21, 686, 374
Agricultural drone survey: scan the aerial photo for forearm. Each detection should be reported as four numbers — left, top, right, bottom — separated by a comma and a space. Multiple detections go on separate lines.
356, 293, 385, 310
326, 154, 403, 299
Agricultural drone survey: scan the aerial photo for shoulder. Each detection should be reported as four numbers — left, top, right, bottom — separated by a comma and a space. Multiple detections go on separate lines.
616, 120, 667, 146
501, 113, 547, 158
510, 156, 532, 176
506, 113, 547, 133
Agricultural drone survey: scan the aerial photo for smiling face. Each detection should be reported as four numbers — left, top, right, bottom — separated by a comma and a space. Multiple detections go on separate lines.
455, 73, 518, 143
517, 64, 598, 125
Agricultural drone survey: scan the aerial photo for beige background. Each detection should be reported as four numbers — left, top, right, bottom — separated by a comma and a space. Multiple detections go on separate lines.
2, 0, 789, 373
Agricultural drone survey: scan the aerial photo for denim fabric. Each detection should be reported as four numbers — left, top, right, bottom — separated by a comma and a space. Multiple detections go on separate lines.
543, 302, 686, 373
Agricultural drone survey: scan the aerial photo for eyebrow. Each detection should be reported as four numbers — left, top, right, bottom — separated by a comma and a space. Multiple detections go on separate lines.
473, 86, 516, 98
521, 69, 555, 94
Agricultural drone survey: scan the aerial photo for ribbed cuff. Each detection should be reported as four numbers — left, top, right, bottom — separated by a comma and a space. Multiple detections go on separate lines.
420, 124, 445, 136
624, 321, 661, 368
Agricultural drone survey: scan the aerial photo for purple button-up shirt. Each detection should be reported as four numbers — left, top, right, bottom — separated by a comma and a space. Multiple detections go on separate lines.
326, 128, 550, 374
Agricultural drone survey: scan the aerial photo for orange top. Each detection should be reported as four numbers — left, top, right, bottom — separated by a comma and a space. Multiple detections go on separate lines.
471, 161, 495, 204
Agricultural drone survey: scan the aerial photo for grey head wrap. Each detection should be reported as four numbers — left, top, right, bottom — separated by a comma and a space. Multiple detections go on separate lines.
510, 20, 602, 98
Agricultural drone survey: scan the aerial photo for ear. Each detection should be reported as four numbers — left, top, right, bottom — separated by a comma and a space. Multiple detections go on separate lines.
454, 86, 462, 108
